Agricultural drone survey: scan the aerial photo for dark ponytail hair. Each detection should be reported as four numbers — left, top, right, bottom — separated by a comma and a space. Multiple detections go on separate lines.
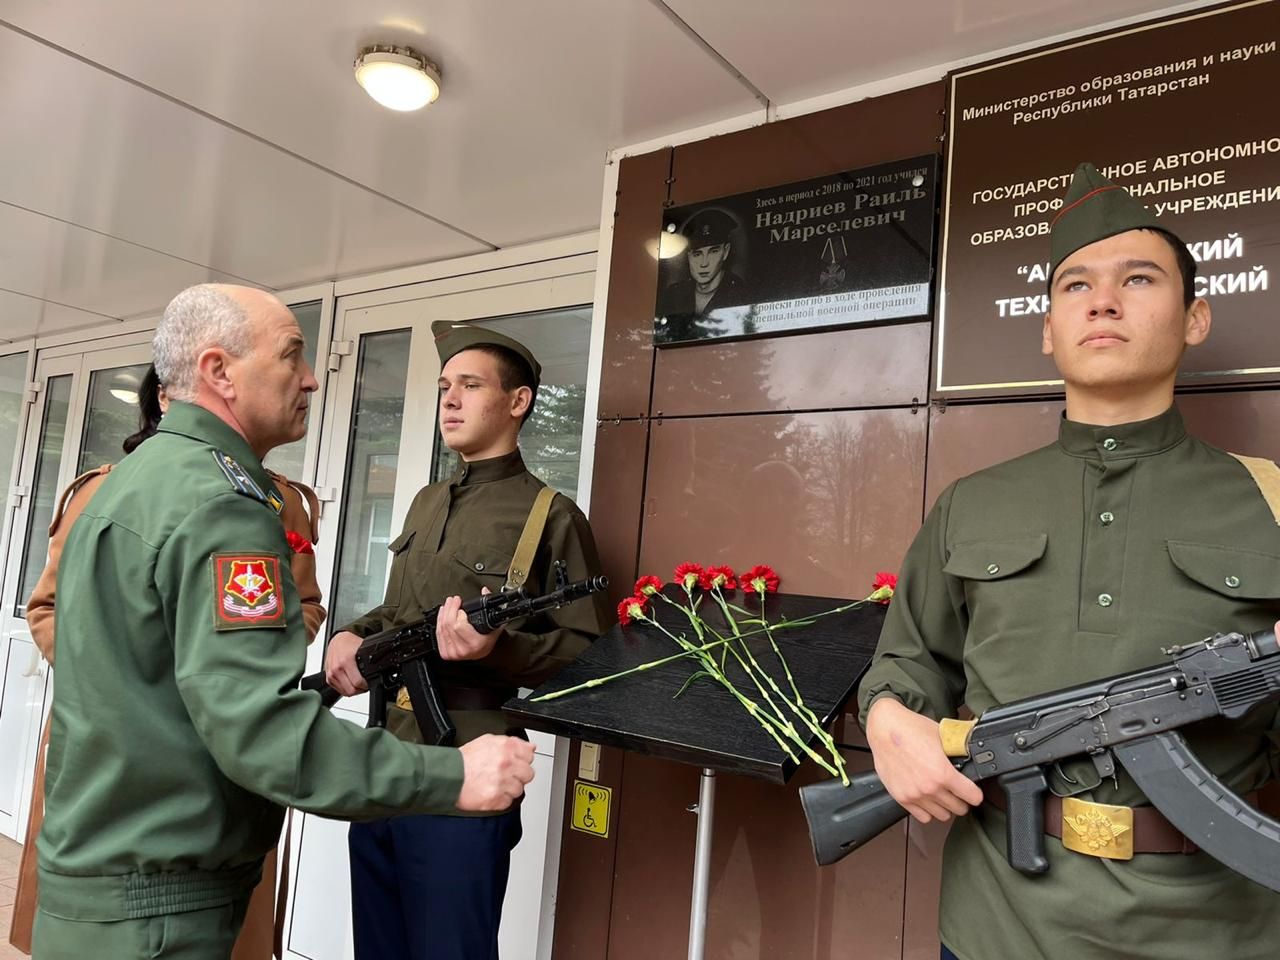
122, 365, 163, 455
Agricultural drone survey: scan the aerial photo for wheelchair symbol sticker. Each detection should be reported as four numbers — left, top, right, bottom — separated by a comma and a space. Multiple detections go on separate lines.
571, 780, 612, 838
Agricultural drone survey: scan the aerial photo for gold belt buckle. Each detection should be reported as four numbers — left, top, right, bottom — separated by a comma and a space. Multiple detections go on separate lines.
1061, 796, 1134, 860
395, 686, 412, 710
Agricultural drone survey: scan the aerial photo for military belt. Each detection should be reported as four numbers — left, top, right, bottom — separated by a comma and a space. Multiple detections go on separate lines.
36, 861, 262, 921
983, 782, 1261, 858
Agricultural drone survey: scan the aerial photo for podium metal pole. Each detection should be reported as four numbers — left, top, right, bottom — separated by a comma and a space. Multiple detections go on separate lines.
687, 767, 717, 960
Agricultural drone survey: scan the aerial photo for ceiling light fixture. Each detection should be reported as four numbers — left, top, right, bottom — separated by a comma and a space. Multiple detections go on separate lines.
354, 44, 442, 112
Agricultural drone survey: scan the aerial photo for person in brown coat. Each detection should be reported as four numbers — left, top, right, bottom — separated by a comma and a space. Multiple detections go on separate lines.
9, 366, 325, 958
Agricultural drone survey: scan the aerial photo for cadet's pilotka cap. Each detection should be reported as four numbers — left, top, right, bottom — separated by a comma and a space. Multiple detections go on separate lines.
1049, 162, 1164, 278
431, 320, 541, 386
681, 209, 735, 249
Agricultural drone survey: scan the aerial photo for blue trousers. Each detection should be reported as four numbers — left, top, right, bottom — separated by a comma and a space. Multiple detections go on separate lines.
349, 808, 522, 960
941, 947, 961, 960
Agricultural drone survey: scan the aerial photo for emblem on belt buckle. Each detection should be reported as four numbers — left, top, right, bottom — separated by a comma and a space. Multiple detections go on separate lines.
1062, 796, 1134, 860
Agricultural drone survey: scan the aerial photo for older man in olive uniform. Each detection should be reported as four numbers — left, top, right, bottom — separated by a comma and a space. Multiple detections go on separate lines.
859, 165, 1280, 960
36, 286, 535, 960
325, 321, 610, 960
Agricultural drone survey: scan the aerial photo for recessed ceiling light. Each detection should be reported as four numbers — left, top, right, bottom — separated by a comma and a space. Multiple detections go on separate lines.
354, 44, 441, 112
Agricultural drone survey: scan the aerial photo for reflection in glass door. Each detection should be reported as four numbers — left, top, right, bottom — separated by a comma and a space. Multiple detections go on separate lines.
14, 375, 72, 618
77, 364, 152, 474
329, 329, 412, 630
0, 341, 151, 840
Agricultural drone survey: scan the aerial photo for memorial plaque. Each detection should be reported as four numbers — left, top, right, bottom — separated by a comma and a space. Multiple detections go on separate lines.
653, 156, 937, 346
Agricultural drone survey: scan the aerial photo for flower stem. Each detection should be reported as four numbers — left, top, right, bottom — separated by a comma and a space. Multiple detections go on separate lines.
528, 636, 736, 701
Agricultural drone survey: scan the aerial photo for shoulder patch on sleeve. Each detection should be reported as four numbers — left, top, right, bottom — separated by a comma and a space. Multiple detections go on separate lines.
212, 553, 287, 630
212, 450, 283, 515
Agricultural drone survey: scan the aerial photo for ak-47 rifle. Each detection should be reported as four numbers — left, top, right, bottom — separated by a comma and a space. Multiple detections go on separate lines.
800, 630, 1280, 892
301, 562, 607, 746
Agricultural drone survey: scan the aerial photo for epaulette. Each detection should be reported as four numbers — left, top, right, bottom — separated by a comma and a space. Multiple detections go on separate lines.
48, 464, 112, 535
266, 469, 321, 543
213, 450, 284, 515
1229, 453, 1280, 525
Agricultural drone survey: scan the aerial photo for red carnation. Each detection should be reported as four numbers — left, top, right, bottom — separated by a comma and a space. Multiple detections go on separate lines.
617, 595, 648, 626
741, 564, 780, 595
701, 565, 736, 590
870, 571, 897, 604
634, 575, 663, 597
674, 562, 705, 591
285, 530, 314, 555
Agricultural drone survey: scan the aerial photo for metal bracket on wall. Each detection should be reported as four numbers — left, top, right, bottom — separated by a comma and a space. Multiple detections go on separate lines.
597, 415, 662, 427
931, 397, 949, 416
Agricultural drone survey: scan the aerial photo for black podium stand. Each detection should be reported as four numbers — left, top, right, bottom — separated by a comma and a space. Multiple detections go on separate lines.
505, 589, 883, 959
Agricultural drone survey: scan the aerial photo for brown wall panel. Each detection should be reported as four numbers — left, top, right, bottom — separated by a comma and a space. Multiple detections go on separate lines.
670, 83, 946, 207
551, 742, 628, 960
702, 752, 907, 960
598, 148, 670, 420
639, 408, 927, 601
652, 321, 931, 418
604, 754, 700, 960
901, 820, 951, 960
588, 418, 651, 603
1178, 389, 1280, 460
606, 752, 908, 960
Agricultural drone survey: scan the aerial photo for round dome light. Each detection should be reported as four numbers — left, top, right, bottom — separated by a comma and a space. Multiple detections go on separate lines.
354, 45, 441, 112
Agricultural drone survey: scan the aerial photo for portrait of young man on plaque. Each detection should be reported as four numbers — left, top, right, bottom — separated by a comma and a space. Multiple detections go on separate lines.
653, 155, 938, 346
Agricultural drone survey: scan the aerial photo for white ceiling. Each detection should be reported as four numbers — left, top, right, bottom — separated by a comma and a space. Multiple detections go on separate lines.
0, 0, 1195, 341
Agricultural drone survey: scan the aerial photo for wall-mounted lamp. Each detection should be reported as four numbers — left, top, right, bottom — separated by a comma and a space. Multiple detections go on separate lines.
645, 222, 689, 260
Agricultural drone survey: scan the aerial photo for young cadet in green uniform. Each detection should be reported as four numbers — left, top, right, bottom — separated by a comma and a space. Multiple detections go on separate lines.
859, 166, 1280, 960
325, 321, 611, 960
36, 285, 535, 960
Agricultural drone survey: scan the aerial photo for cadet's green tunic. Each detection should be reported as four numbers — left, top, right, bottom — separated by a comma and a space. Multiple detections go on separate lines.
858, 407, 1280, 960
341, 449, 610, 749
37, 403, 463, 938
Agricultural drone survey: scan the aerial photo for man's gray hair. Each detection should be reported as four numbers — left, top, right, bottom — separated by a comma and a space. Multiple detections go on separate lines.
153, 285, 253, 401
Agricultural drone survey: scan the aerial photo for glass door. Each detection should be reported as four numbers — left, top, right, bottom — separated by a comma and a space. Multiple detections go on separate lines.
0, 340, 151, 839
283, 264, 596, 960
